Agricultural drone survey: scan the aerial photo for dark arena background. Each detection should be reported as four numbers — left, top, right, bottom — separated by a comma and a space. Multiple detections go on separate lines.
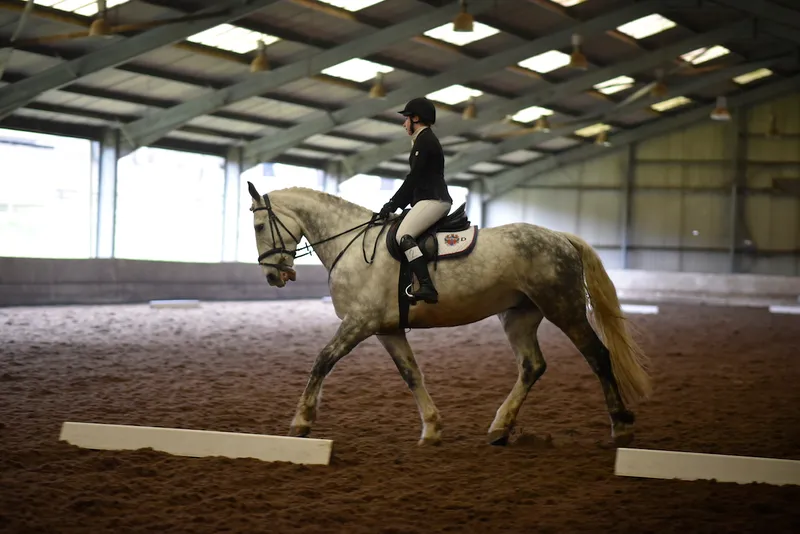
1, 0, 800, 533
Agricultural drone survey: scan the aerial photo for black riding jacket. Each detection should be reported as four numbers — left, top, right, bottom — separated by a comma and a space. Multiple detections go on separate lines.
388, 127, 453, 210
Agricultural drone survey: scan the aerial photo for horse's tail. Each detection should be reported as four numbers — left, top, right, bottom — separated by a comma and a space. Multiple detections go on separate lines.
561, 232, 652, 405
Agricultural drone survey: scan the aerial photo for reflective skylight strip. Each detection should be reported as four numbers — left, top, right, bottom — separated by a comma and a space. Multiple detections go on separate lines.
733, 68, 773, 85
426, 85, 483, 105
511, 106, 554, 123
651, 96, 692, 112
321, 58, 393, 83
574, 123, 611, 137
36, 0, 131, 16
594, 75, 635, 95
186, 24, 280, 54
517, 50, 571, 74
680, 45, 730, 64
549, 0, 587, 6
423, 21, 501, 46
316, 0, 385, 11
616, 14, 677, 39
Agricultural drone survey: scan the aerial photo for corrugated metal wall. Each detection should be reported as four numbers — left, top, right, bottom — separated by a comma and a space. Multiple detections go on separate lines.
484, 91, 800, 275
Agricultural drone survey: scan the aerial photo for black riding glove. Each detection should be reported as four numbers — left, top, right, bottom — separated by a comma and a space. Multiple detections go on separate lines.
379, 202, 394, 219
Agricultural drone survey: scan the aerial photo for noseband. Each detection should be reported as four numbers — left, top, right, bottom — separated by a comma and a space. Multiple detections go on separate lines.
251, 193, 303, 273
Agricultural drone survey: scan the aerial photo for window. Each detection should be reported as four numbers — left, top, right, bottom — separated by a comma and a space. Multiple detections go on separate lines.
518, 50, 571, 74
511, 105, 554, 123
186, 24, 279, 54
0, 128, 93, 259
424, 21, 500, 46
322, 58, 394, 83
651, 96, 692, 112
115, 147, 226, 263
35, 0, 130, 16
316, 0, 385, 10
680, 45, 730, 65
594, 76, 635, 95
616, 14, 677, 40
426, 85, 483, 105
733, 68, 773, 85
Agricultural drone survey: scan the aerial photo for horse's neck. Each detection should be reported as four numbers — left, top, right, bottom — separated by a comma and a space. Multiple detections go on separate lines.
276, 189, 373, 271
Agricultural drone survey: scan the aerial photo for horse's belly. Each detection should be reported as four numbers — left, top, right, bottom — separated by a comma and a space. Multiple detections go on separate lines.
408, 288, 525, 328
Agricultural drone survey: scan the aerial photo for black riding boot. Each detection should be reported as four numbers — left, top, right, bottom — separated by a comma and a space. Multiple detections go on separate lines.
399, 234, 438, 304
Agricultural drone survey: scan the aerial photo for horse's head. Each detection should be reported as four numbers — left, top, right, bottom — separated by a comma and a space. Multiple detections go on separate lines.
247, 181, 300, 288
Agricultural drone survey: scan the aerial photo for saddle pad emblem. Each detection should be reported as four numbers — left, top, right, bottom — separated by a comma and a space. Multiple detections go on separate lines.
444, 234, 460, 246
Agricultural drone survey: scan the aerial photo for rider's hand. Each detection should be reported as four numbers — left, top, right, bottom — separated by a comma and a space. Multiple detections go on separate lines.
379, 202, 394, 219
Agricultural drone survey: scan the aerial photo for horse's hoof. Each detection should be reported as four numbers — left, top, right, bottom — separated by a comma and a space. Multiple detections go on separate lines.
487, 429, 509, 446
417, 436, 442, 446
289, 425, 311, 438
613, 432, 635, 447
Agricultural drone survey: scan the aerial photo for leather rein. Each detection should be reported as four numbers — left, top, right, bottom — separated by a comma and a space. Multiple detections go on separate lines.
251, 192, 389, 279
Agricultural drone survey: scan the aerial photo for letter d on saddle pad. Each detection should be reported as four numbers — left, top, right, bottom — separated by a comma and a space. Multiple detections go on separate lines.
59, 422, 333, 465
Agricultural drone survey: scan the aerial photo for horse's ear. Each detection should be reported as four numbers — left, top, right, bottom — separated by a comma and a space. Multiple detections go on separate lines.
247, 181, 260, 202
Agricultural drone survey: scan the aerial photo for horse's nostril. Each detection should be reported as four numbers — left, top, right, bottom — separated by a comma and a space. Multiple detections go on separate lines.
266, 273, 278, 283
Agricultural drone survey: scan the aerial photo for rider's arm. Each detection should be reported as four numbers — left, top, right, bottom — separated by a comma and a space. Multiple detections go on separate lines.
389, 133, 431, 209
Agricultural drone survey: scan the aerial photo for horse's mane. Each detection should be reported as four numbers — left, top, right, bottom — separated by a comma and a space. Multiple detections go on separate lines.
274, 186, 374, 218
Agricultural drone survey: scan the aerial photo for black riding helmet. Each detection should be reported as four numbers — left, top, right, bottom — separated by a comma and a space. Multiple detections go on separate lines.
398, 97, 436, 125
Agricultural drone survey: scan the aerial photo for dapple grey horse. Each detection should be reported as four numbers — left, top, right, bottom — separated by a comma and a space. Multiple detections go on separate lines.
247, 182, 652, 447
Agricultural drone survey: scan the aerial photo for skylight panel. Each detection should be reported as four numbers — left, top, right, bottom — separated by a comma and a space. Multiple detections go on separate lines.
733, 68, 773, 85
651, 96, 692, 112
594, 75, 635, 95
426, 85, 483, 105
518, 50, 571, 74
36, 0, 130, 16
321, 59, 393, 83
550, 0, 587, 6
186, 24, 279, 54
680, 45, 730, 64
511, 106, 554, 123
574, 123, 611, 137
616, 14, 677, 39
424, 21, 500, 46
316, 0, 385, 10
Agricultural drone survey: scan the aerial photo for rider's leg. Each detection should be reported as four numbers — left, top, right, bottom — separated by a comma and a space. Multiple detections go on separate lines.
396, 200, 452, 304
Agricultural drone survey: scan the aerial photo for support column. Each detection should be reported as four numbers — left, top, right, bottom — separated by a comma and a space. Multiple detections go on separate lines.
620, 143, 636, 269
95, 128, 119, 259
729, 106, 749, 273
467, 179, 485, 228
322, 161, 342, 194
222, 146, 243, 262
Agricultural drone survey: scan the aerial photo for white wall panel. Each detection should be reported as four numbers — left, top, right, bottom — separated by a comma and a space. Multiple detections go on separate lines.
630, 191, 681, 247
679, 251, 730, 273
627, 250, 680, 271
681, 192, 729, 249
577, 190, 622, 246
484, 188, 525, 228
521, 188, 579, 232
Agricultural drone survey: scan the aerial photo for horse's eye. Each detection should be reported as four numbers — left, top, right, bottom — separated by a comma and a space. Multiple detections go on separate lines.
255, 223, 265, 232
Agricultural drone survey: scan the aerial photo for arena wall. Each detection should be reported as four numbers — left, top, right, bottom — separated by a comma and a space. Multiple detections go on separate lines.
484, 92, 800, 277
2, 256, 799, 307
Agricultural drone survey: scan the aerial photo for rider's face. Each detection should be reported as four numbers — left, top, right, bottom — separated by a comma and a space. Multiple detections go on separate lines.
403, 115, 413, 135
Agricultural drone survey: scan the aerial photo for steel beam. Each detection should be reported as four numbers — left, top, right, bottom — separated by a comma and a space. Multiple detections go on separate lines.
710, 0, 800, 28
239, 0, 672, 165
0, 0, 283, 120
118, 0, 500, 151
483, 73, 800, 200
444, 55, 786, 177
342, 18, 751, 178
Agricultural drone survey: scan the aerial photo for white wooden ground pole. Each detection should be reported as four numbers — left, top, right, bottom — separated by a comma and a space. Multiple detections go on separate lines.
615, 447, 800, 486
59, 422, 333, 465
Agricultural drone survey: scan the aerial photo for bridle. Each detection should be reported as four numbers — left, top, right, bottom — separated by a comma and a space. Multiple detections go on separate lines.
251, 192, 388, 278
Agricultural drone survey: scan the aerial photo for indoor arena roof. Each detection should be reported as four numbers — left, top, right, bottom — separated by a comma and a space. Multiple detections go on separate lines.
0, 0, 798, 190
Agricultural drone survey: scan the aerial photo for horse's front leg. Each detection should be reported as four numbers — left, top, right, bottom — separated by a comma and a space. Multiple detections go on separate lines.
289, 317, 374, 438
377, 331, 442, 445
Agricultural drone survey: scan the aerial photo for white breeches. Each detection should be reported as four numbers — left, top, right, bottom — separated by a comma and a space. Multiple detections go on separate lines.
395, 199, 452, 245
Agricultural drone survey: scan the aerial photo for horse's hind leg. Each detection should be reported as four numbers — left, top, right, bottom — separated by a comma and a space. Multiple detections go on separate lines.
488, 304, 547, 446
377, 331, 443, 445
535, 295, 635, 446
